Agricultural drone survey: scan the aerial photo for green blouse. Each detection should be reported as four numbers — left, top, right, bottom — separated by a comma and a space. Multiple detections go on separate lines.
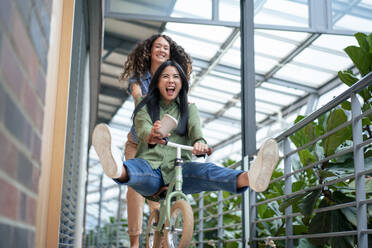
134, 98, 206, 184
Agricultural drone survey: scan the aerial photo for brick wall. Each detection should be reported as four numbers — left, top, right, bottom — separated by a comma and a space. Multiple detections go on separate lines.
0, 0, 52, 247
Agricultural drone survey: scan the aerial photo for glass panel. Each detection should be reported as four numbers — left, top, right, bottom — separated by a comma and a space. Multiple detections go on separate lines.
312, 34, 358, 53
293, 47, 351, 72
256, 112, 268, 122
222, 106, 241, 119
110, 0, 173, 15
254, 0, 309, 27
109, 0, 212, 19
254, 55, 278, 74
204, 121, 241, 134
254, 33, 297, 57
255, 29, 309, 42
219, 38, 240, 68
256, 88, 297, 105
200, 75, 241, 94
190, 87, 233, 103
165, 23, 232, 43
189, 95, 224, 112
219, 47, 241, 68
275, 63, 334, 87
219, 0, 240, 22
317, 83, 349, 108
256, 101, 281, 114
260, 82, 305, 96
163, 32, 219, 60
332, 0, 372, 32
171, 0, 212, 19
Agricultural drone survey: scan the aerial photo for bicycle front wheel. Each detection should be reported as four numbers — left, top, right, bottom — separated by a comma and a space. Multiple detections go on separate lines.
146, 210, 161, 248
164, 200, 194, 248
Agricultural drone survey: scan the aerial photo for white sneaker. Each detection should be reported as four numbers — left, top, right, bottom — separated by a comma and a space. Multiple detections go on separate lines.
248, 139, 279, 192
92, 123, 123, 179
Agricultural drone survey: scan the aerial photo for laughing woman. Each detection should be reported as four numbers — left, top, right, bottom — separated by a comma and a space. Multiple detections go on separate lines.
92, 60, 279, 203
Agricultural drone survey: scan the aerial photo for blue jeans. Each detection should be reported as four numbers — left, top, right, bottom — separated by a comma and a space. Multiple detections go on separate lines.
114, 158, 248, 196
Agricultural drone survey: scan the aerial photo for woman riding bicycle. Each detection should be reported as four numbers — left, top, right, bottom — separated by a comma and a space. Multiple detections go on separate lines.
92, 60, 279, 197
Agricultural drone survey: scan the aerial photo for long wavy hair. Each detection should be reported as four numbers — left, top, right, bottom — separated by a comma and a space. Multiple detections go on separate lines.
121, 34, 192, 81
133, 60, 189, 136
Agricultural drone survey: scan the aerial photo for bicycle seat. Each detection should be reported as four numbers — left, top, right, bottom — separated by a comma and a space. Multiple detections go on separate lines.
145, 186, 169, 202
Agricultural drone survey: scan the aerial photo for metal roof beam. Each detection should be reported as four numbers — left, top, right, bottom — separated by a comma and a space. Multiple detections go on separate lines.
256, 33, 321, 87
100, 84, 128, 99
103, 32, 139, 53
190, 28, 240, 91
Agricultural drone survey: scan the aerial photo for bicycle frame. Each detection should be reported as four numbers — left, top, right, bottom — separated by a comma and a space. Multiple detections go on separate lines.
150, 141, 193, 233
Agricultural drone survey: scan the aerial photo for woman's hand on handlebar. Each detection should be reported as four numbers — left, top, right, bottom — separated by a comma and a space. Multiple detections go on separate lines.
147, 120, 169, 145
192, 142, 209, 155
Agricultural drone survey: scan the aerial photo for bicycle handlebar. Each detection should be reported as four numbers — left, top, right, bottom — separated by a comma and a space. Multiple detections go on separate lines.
164, 138, 212, 156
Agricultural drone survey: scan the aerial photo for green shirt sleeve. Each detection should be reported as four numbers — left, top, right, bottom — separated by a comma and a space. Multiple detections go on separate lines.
134, 99, 153, 145
187, 103, 207, 145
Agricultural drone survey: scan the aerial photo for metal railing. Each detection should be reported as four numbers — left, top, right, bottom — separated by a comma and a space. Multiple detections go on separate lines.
194, 72, 372, 247
85, 221, 130, 248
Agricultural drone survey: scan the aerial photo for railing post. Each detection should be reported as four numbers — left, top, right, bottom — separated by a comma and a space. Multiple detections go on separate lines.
247, 156, 257, 248
217, 191, 224, 248
351, 93, 368, 247
116, 185, 122, 247
284, 137, 293, 248
198, 192, 204, 248
97, 174, 104, 246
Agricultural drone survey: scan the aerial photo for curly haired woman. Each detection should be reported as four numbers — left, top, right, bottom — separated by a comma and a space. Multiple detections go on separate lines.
120, 34, 192, 248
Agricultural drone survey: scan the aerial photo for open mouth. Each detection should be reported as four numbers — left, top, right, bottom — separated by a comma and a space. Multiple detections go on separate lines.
166, 86, 175, 95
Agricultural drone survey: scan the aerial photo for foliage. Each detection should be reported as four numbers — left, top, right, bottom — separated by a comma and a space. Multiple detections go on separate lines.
191, 159, 242, 248
254, 32, 372, 248
85, 217, 130, 247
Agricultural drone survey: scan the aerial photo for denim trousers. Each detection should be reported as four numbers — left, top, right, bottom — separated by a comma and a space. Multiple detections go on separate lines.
115, 158, 248, 196
124, 133, 159, 236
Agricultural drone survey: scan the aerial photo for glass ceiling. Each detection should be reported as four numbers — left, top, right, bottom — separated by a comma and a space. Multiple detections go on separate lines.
86, 0, 372, 229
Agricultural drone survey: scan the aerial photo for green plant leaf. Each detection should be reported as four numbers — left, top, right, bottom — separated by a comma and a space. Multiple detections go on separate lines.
362, 117, 371, 126
341, 100, 351, 110
329, 210, 355, 248
298, 149, 316, 166
340, 207, 357, 226
338, 70, 359, 87
348, 177, 372, 193
298, 238, 318, 248
318, 170, 337, 179
279, 193, 307, 212
323, 109, 351, 157
292, 181, 306, 192
308, 199, 331, 245
298, 189, 321, 217
293, 224, 308, 234
344, 45, 372, 76
333, 190, 355, 204
367, 33, 372, 53
368, 204, 372, 217
355, 32, 369, 52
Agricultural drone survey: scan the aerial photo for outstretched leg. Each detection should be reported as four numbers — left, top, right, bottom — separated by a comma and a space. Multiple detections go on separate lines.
248, 139, 279, 192
236, 139, 279, 191
182, 139, 279, 194
92, 123, 128, 181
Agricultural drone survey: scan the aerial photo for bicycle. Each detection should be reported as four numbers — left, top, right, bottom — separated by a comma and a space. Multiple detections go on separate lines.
145, 139, 211, 248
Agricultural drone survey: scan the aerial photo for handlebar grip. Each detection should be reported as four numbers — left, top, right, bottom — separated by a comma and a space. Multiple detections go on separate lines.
206, 148, 213, 156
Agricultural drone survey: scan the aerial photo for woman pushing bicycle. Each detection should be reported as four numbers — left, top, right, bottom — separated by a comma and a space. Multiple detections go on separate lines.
92, 59, 279, 205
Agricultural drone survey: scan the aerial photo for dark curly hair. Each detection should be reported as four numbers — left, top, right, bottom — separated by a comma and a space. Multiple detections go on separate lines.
120, 34, 192, 82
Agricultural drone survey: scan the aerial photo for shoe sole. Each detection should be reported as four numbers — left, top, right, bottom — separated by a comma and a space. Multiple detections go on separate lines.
249, 139, 279, 192
92, 124, 122, 178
